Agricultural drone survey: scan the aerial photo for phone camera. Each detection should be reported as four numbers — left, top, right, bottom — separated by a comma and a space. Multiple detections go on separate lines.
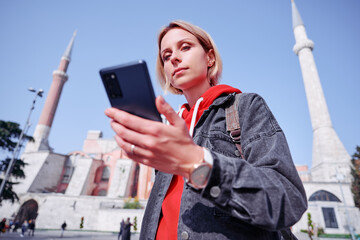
104, 73, 122, 98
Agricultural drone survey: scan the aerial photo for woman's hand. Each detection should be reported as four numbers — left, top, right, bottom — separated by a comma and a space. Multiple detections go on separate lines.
104, 96, 203, 179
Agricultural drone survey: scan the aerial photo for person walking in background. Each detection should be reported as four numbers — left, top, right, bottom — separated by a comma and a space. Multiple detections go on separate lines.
118, 219, 125, 240
8, 219, 14, 233
122, 217, 132, 240
13, 220, 20, 232
0, 218, 6, 235
20, 220, 28, 237
60, 221, 67, 238
28, 219, 35, 237
106, 20, 307, 239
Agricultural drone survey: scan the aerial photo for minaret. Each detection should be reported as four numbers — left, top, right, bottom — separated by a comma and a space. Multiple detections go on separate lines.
25, 31, 77, 152
291, 0, 350, 182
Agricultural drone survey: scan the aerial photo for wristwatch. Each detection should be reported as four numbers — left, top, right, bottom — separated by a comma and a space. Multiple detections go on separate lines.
188, 150, 213, 189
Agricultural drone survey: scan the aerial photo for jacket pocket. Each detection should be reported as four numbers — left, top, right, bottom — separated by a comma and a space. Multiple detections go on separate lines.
207, 131, 239, 158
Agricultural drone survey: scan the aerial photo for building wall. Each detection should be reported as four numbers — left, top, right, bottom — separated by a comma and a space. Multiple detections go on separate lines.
292, 181, 360, 234
65, 156, 93, 196
107, 158, 134, 198
15, 152, 50, 193
29, 153, 67, 193
296, 165, 311, 182
0, 193, 146, 232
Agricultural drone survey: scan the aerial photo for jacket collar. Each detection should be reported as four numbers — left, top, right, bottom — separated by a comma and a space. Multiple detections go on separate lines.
208, 92, 236, 110
195, 92, 237, 127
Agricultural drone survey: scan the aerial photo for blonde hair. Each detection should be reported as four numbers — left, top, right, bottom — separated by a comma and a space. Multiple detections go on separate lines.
156, 20, 222, 95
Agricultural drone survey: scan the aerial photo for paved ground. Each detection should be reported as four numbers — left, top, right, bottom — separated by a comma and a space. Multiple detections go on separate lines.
0, 230, 140, 240
0, 230, 354, 240
294, 232, 353, 240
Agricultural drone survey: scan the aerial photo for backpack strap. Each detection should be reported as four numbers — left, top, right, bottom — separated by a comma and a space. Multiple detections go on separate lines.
225, 93, 244, 159
225, 93, 298, 240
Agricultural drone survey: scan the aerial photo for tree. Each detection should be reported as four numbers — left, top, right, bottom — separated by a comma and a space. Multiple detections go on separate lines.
307, 212, 314, 240
133, 216, 138, 232
351, 145, 360, 209
80, 216, 84, 229
123, 197, 142, 209
0, 120, 33, 204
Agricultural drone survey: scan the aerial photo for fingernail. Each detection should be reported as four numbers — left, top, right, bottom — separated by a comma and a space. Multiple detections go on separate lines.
158, 95, 165, 105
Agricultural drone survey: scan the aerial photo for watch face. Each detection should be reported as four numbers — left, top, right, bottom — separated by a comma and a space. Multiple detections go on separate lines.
191, 163, 211, 188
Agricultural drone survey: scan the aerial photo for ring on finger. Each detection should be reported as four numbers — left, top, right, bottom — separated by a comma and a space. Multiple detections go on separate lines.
130, 144, 136, 155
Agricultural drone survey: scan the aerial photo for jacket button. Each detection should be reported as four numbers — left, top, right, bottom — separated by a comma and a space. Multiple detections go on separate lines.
181, 231, 189, 239
210, 186, 221, 198
235, 150, 241, 157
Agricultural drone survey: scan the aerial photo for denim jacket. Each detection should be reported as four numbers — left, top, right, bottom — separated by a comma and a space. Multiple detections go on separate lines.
140, 93, 307, 240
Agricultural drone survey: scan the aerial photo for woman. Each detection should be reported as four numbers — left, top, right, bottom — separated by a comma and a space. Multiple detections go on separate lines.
105, 20, 307, 239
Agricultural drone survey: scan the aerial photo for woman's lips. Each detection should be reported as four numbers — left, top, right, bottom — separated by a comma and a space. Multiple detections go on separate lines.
173, 67, 187, 76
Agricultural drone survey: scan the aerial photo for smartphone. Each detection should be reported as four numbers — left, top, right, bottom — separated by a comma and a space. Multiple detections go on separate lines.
99, 60, 162, 122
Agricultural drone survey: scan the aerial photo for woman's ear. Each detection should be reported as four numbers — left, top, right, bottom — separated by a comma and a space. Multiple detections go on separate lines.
207, 49, 215, 67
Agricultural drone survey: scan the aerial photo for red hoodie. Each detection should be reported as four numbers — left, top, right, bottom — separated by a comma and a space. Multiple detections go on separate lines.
156, 85, 241, 240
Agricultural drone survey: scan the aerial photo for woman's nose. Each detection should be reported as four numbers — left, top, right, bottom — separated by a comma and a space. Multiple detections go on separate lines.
170, 51, 181, 65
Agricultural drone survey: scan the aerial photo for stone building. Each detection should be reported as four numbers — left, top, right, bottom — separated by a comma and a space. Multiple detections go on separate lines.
1, 1, 359, 235
0, 31, 153, 232
291, 0, 359, 236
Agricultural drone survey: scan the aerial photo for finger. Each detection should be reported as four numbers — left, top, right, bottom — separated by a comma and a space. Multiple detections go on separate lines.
115, 135, 138, 158
110, 120, 151, 148
106, 107, 162, 135
104, 108, 119, 119
114, 135, 156, 165
113, 134, 128, 153
155, 96, 185, 128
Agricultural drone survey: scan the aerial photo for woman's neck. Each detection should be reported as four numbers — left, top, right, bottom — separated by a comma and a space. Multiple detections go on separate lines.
183, 82, 211, 108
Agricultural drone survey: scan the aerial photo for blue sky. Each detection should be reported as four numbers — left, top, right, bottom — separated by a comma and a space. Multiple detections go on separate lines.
0, 0, 359, 169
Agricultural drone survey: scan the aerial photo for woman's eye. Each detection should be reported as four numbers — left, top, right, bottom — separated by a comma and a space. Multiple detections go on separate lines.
163, 54, 171, 62
182, 45, 191, 51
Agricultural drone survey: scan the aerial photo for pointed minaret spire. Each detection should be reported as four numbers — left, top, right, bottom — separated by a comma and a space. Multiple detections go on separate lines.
291, 1, 350, 182
63, 30, 77, 62
25, 31, 77, 152
291, 0, 304, 29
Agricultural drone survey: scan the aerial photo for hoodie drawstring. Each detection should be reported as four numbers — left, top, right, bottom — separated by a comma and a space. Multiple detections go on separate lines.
178, 97, 203, 137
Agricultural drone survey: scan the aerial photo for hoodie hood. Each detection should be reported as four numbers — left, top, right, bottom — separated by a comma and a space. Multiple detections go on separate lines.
179, 84, 241, 136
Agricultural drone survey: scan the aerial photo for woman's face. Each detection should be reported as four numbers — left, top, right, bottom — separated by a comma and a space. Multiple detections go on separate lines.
160, 28, 212, 92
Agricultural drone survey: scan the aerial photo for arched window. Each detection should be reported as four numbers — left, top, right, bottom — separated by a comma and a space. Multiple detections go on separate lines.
15, 199, 38, 223
62, 156, 75, 183
309, 190, 341, 202
101, 167, 111, 181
